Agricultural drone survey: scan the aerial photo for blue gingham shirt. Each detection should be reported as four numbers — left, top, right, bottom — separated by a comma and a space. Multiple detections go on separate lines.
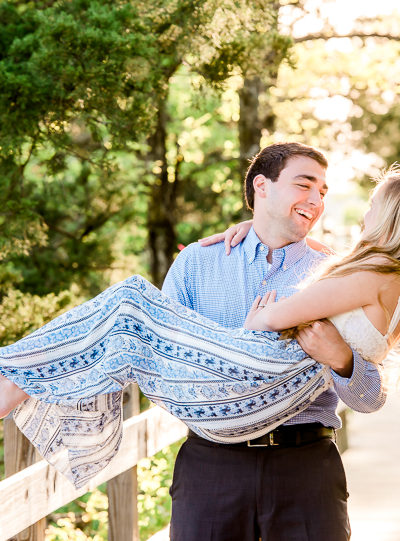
162, 227, 386, 428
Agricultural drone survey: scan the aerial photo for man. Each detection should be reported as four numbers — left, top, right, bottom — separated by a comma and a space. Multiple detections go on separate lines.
162, 142, 385, 541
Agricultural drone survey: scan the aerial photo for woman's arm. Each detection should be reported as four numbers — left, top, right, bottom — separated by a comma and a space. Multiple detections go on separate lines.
198, 220, 333, 255
245, 271, 379, 332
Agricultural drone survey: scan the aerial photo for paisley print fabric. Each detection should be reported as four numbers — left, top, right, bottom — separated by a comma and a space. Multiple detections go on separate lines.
0, 275, 331, 488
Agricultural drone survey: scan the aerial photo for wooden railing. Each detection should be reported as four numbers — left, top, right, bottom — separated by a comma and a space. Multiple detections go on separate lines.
0, 385, 187, 541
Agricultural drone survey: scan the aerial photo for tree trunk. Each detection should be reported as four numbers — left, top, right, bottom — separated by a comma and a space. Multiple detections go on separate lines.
238, 0, 283, 209
238, 29, 283, 211
146, 103, 179, 288
238, 76, 265, 185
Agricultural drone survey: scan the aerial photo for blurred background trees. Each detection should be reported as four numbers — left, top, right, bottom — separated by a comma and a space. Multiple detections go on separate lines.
0, 0, 400, 538
1, 0, 399, 303
2, 0, 399, 301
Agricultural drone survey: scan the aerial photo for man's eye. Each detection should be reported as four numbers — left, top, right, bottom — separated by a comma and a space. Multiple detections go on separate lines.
297, 184, 309, 189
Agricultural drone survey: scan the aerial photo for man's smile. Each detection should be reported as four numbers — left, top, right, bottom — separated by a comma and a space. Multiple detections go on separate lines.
294, 208, 314, 221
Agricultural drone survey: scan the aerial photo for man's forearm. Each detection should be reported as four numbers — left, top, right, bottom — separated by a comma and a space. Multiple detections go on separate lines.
296, 320, 386, 413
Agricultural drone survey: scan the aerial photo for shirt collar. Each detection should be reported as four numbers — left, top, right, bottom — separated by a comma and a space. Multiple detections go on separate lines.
243, 227, 308, 268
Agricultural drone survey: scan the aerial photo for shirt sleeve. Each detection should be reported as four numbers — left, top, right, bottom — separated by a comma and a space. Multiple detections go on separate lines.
331, 351, 386, 412
162, 246, 194, 309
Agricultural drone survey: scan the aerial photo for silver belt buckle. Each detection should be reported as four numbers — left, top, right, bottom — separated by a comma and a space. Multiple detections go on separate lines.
247, 432, 279, 447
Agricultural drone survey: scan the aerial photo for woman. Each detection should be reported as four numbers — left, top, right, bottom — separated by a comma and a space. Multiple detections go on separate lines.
1, 167, 400, 488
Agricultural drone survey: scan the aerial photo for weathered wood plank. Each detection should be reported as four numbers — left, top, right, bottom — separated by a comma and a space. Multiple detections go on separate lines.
0, 407, 187, 541
107, 385, 143, 541
3, 416, 46, 541
336, 403, 349, 454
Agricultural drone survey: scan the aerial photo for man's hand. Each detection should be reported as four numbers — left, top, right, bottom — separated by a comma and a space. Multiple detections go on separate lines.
296, 320, 353, 378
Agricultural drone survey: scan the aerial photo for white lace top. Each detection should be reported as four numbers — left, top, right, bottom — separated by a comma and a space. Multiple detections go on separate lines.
330, 297, 400, 363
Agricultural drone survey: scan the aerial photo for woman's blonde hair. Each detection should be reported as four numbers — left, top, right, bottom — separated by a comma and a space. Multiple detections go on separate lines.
318, 165, 400, 281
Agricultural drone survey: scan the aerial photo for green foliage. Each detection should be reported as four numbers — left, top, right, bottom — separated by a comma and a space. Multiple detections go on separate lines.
46, 486, 108, 541
256, 35, 400, 197
158, 66, 244, 246
0, 1, 161, 149
0, 0, 165, 286
9, 150, 146, 295
0, 286, 84, 345
137, 440, 182, 540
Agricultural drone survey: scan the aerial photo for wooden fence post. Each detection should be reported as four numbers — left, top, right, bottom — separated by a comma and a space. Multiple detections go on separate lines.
337, 406, 349, 454
4, 415, 46, 541
107, 384, 144, 541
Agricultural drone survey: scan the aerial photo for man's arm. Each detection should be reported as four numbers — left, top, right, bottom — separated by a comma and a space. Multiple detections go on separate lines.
331, 352, 386, 412
297, 320, 386, 412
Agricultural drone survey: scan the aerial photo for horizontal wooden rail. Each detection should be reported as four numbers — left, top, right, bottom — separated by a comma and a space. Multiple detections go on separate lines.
0, 407, 187, 541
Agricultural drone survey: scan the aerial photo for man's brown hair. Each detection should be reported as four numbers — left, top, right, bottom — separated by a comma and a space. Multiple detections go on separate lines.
244, 142, 328, 210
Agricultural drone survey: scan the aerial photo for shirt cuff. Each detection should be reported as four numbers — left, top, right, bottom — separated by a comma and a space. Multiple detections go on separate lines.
330, 350, 363, 387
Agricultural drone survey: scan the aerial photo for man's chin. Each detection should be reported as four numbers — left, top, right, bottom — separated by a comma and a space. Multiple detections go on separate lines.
286, 227, 311, 244
290, 216, 316, 239
278, 221, 314, 245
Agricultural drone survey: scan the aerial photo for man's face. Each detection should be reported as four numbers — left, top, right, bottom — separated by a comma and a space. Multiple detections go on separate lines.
254, 156, 328, 245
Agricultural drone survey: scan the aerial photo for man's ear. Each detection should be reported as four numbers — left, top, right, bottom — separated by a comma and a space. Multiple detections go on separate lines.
253, 174, 271, 199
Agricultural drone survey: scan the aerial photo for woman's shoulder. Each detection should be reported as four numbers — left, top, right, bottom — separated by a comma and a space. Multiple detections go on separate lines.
364, 254, 397, 265
356, 254, 400, 285
375, 270, 400, 312
366, 254, 400, 280
334, 264, 400, 304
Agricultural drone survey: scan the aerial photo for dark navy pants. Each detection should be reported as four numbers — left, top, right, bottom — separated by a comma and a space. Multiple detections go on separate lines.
169, 435, 350, 541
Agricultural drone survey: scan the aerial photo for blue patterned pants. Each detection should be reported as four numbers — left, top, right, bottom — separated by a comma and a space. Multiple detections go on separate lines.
0, 275, 331, 487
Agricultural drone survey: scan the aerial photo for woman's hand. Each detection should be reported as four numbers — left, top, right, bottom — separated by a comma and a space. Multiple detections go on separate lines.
305, 237, 335, 255
244, 291, 279, 331
198, 220, 253, 255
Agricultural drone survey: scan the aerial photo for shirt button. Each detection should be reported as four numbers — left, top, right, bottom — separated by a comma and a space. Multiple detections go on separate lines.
262, 280, 267, 286
349, 382, 353, 387
283, 264, 287, 270
259, 246, 265, 251
359, 393, 365, 398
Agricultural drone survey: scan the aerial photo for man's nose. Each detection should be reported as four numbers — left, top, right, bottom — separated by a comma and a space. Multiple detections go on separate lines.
308, 187, 323, 207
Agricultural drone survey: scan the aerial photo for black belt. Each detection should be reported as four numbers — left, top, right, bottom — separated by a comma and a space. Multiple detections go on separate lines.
188, 423, 335, 448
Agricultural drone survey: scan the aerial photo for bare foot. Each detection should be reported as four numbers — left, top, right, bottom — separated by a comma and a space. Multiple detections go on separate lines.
0, 374, 29, 418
